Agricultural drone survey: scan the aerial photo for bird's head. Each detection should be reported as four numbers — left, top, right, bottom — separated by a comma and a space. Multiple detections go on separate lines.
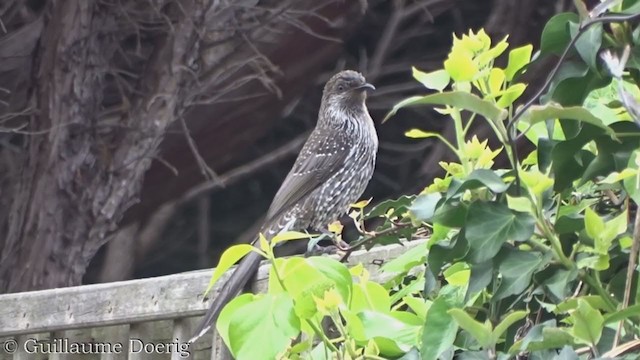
321, 70, 375, 110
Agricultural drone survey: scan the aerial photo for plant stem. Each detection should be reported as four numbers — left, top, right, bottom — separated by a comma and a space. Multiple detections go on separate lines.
306, 319, 339, 352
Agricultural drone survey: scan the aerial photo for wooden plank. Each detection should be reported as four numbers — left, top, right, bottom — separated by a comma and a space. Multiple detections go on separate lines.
0, 240, 424, 337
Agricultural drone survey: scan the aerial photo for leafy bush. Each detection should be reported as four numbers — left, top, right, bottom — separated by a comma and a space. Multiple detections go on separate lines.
208, 2, 640, 359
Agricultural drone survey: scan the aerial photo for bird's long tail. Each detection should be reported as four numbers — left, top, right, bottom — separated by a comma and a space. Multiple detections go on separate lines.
188, 250, 263, 343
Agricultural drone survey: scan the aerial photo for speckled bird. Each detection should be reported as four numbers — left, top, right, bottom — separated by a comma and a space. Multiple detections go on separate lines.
190, 70, 378, 342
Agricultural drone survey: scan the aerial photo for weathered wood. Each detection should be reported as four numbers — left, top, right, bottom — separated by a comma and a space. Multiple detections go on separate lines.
0, 241, 423, 338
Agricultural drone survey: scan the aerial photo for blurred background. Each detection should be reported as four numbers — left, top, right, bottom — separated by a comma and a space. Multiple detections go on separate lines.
0, 0, 585, 292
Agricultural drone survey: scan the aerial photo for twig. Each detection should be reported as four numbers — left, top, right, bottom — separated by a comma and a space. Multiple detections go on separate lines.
614, 201, 640, 346
339, 222, 413, 262
179, 116, 224, 186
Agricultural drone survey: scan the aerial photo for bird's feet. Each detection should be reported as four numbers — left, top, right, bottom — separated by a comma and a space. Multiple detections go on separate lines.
305, 232, 349, 256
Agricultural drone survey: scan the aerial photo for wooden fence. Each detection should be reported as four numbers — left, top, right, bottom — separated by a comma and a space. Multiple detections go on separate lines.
0, 241, 422, 360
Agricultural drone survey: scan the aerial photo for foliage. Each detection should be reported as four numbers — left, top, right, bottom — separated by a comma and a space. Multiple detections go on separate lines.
208, 2, 640, 359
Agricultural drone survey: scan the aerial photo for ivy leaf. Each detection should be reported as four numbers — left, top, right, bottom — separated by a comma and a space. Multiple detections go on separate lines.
493, 249, 544, 300
448, 308, 492, 348
569, 299, 604, 346
465, 202, 536, 263
447, 169, 509, 196
521, 104, 617, 139
421, 296, 459, 360
410, 193, 442, 221
540, 13, 579, 55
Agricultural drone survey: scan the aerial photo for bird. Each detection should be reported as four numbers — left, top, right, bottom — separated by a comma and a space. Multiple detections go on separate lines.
189, 70, 378, 343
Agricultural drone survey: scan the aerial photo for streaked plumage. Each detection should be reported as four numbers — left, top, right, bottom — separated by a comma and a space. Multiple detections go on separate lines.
190, 70, 378, 343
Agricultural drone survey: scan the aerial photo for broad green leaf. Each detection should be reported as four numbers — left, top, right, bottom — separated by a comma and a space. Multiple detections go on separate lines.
307, 257, 353, 307
505, 45, 533, 81
404, 296, 430, 320
521, 104, 617, 138
217, 293, 256, 348
421, 296, 458, 360
623, 150, 640, 205
488, 68, 505, 94
520, 169, 554, 196
448, 169, 509, 195
444, 51, 478, 82
465, 202, 536, 263
569, 299, 604, 346
384, 91, 506, 123
271, 231, 313, 246
448, 308, 492, 347
410, 193, 442, 221
540, 13, 579, 55
599, 168, 637, 184
506, 195, 533, 213
272, 257, 334, 318
492, 310, 528, 343
493, 249, 544, 300
413, 67, 450, 91
569, 22, 602, 69
205, 244, 257, 296
357, 310, 421, 355
497, 83, 526, 108
352, 281, 391, 313
465, 261, 493, 301
443, 262, 470, 286
584, 207, 605, 243
603, 304, 640, 324
543, 269, 578, 301
598, 210, 628, 252
381, 241, 428, 273
228, 293, 300, 360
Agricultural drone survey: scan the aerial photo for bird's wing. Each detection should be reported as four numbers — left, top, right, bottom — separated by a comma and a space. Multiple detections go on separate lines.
263, 129, 350, 227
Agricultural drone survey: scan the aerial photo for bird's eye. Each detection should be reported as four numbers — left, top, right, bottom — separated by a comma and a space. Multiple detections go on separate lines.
337, 84, 345, 91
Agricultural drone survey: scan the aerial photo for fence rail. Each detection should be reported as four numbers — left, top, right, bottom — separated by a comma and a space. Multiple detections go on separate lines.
0, 241, 422, 360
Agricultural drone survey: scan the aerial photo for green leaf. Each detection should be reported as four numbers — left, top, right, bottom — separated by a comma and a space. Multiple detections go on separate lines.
381, 242, 428, 273
505, 45, 533, 81
448, 308, 492, 347
521, 104, 617, 138
410, 193, 442, 221
569, 22, 602, 69
492, 310, 528, 343
543, 269, 578, 301
384, 91, 506, 123
228, 293, 300, 360
205, 244, 257, 296
421, 296, 458, 360
405, 129, 440, 139
357, 310, 421, 355
216, 293, 256, 348
352, 281, 391, 313
569, 299, 604, 346
271, 231, 313, 246
448, 169, 510, 195
307, 257, 353, 306
584, 207, 605, 241
465, 261, 493, 301
603, 304, 640, 324
465, 202, 536, 263
413, 67, 450, 91
493, 249, 544, 300
623, 150, 640, 205
444, 52, 478, 82
497, 83, 526, 108
540, 13, 579, 55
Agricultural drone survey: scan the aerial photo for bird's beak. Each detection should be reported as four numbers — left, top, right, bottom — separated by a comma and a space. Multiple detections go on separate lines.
356, 83, 375, 92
